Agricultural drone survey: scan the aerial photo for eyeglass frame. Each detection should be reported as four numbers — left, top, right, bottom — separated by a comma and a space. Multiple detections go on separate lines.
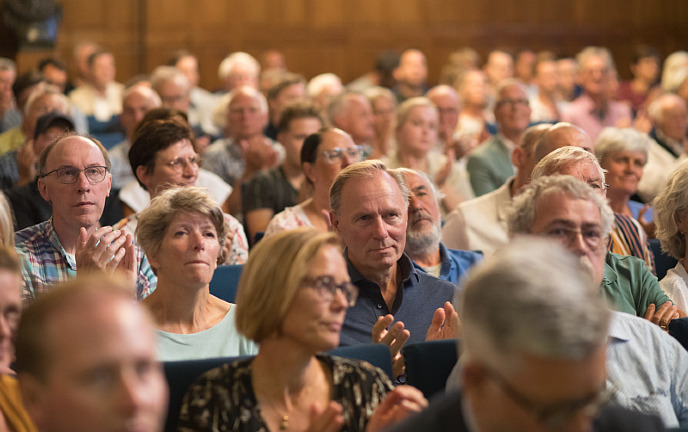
321, 146, 365, 164
302, 275, 359, 307
541, 224, 607, 250
39, 165, 110, 184
155, 155, 201, 173
485, 366, 610, 429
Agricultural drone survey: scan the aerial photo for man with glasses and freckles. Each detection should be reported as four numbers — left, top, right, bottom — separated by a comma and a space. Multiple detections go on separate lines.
15, 134, 156, 302
392, 236, 665, 432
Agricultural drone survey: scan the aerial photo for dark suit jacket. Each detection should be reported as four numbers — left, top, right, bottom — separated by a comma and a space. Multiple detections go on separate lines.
387, 391, 666, 432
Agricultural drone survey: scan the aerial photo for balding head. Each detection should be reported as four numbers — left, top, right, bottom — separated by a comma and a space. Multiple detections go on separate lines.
513, 123, 553, 190
535, 122, 593, 162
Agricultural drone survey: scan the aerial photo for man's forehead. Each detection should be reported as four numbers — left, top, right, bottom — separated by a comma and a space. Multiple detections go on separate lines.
341, 172, 403, 207
405, 171, 431, 192
49, 137, 105, 164
534, 192, 602, 225
559, 160, 600, 182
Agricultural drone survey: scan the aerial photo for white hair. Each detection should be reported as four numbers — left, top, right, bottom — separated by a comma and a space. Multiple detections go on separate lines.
218, 52, 260, 81
307, 73, 343, 99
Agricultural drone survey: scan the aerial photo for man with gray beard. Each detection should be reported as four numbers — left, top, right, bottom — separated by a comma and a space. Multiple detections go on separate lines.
397, 168, 482, 284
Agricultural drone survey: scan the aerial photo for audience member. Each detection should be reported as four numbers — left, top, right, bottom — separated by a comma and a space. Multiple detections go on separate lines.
397, 168, 482, 283
660, 51, 688, 94
15, 274, 168, 432
347, 49, 400, 92
391, 236, 664, 432
264, 128, 362, 237
70, 41, 99, 89
328, 91, 375, 152
483, 49, 514, 103
427, 84, 478, 158
439, 47, 480, 87
307, 72, 344, 115
243, 102, 322, 242
392, 49, 428, 103
556, 56, 579, 102
37, 58, 70, 94
137, 186, 256, 360
330, 160, 458, 377
562, 47, 632, 140
363, 86, 397, 159
454, 69, 491, 143
442, 123, 550, 256
15, 134, 156, 301
121, 116, 248, 263
0, 246, 36, 432
178, 228, 427, 432
655, 161, 688, 313
514, 48, 536, 90
529, 52, 564, 122
0, 58, 19, 133
107, 85, 161, 189
5, 112, 76, 230
0, 191, 14, 247
467, 79, 531, 196
218, 51, 260, 92
264, 72, 306, 140
617, 45, 661, 115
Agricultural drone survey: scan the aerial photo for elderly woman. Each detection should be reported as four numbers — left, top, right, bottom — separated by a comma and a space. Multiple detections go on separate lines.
178, 228, 426, 431
383, 97, 473, 213
655, 162, 688, 312
264, 128, 362, 236
595, 127, 653, 225
136, 186, 257, 361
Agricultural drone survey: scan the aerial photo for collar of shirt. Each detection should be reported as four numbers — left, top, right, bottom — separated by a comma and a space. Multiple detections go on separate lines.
607, 311, 631, 344
655, 128, 685, 157
344, 248, 420, 288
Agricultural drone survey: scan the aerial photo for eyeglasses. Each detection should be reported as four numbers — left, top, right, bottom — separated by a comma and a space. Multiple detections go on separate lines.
158, 155, 200, 173
40, 166, 109, 184
304, 275, 358, 306
486, 367, 610, 429
322, 146, 364, 164
588, 181, 609, 192
542, 225, 605, 250
496, 98, 530, 108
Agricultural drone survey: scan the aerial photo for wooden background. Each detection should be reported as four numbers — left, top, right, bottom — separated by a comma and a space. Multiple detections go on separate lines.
11, 0, 688, 91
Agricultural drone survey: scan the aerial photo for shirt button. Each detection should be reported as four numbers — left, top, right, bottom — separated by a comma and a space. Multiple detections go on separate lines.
376, 304, 383, 309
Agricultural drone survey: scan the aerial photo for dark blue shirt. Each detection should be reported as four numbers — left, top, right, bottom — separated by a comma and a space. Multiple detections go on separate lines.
340, 252, 456, 346
412, 242, 483, 285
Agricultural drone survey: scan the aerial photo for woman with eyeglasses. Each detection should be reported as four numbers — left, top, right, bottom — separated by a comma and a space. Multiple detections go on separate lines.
118, 115, 248, 264
264, 128, 362, 237
136, 186, 256, 361
383, 97, 473, 214
178, 228, 427, 432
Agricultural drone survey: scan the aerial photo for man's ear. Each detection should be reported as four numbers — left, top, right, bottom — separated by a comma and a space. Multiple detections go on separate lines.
329, 211, 340, 233
18, 374, 48, 428
37, 178, 50, 202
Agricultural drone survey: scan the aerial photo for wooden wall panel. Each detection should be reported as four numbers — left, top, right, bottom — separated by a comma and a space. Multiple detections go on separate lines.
11, 0, 688, 93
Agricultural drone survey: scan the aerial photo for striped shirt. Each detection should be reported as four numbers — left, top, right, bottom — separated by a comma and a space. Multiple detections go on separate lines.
608, 213, 656, 275
15, 218, 157, 302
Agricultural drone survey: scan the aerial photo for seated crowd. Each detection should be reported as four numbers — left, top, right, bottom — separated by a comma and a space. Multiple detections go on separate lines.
0, 42, 687, 431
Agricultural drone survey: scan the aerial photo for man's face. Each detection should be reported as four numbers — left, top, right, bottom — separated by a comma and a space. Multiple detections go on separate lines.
38, 137, 112, 232
227, 93, 267, 140
371, 95, 396, 138
428, 91, 460, 140
657, 99, 688, 141
175, 56, 199, 88
43, 65, 68, 93
120, 91, 158, 139
0, 269, 21, 371
405, 172, 441, 248
536, 61, 559, 94
486, 52, 514, 85
278, 117, 321, 170
25, 296, 168, 432
579, 55, 610, 98
339, 96, 375, 145
398, 50, 428, 87
529, 191, 607, 286
494, 85, 531, 136
332, 171, 407, 277
156, 80, 190, 113
91, 54, 116, 89
557, 58, 578, 94
0, 69, 16, 105
465, 346, 607, 432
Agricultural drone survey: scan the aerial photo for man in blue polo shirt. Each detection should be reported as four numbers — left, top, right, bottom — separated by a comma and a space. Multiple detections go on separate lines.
330, 160, 458, 377
397, 168, 482, 283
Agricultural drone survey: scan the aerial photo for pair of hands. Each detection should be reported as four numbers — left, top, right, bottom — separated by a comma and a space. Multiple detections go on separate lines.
372, 302, 460, 378
75, 226, 137, 288
240, 136, 280, 175
304, 386, 427, 432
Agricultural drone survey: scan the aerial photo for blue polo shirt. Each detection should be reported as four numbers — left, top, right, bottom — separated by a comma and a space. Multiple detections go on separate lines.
412, 242, 483, 285
340, 251, 457, 346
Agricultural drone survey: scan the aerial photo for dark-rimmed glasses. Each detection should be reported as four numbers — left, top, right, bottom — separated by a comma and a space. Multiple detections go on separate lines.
40, 166, 109, 184
486, 367, 610, 429
304, 275, 358, 306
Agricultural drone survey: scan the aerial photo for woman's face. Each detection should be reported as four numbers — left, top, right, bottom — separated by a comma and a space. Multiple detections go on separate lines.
601, 150, 646, 196
141, 140, 199, 198
396, 105, 438, 155
279, 244, 350, 353
305, 130, 360, 195
148, 212, 220, 288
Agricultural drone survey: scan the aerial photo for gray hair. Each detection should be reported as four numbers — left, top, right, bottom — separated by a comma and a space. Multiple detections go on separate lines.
495, 78, 528, 101
648, 93, 686, 123
508, 175, 614, 239
329, 160, 409, 216
393, 167, 442, 206
213, 85, 268, 131
654, 161, 688, 259
24, 85, 70, 116
531, 146, 606, 183
661, 51, 688, 93
307, 73, 343, 100
218, 52, 260, 81
150, 66, 190, 94
327, 91, 365, 127
0, 190, 14, 248
363, 86, 397, 110
576, 46, 616, 72
594, 127, 649, 164
122, 84, 161, 108
460, 236, 610, 370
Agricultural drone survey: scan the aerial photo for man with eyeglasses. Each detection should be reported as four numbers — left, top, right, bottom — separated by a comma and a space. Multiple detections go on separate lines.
502, 176, 688, 427
242, 102, 323, 244
328, 92, 376, 153
532, 146, 673, 323
467, 79, 532, 197
14, 134, 157, 302
392, 236, 666, 432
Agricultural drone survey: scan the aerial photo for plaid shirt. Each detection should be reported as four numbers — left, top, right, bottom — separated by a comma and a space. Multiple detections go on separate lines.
15, 218, 157, 302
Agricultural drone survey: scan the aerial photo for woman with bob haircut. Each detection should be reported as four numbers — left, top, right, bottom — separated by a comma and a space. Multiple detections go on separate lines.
178, 228, 427, 432
655, 161, 688, 312
136, 186, 256, 361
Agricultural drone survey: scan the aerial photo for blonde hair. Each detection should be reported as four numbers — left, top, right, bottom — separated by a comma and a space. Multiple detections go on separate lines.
0, 191, 14, 247
235, 228, 340, 343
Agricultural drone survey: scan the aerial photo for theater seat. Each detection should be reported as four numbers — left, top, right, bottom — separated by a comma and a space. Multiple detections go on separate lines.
329, 343, 393, 379
669, 317, 688, 351
649, 238, 677, 281
208, 264, 243, 303
402, 339, 459, 399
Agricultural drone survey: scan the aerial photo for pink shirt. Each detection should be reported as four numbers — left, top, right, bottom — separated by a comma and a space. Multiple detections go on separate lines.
561, 94, 632, 141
